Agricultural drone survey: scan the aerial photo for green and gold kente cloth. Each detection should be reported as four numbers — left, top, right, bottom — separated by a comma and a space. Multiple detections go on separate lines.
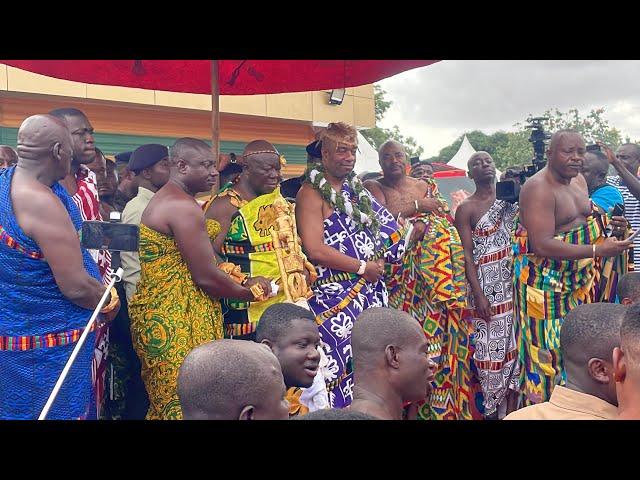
128, 221, 223, 420
513, 209, 605, 406
213, 186, 287, 337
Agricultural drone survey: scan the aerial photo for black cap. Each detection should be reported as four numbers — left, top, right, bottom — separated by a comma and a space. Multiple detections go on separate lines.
306, 140, 322, 159
128, 144, 169, 173
114, 151, 132, 166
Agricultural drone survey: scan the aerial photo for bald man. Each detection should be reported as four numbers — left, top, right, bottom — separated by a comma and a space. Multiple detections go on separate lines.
613, 303, 640, 419
205, 139, 314, 341
128, 137, 272, 420
0, 145, 18, 169
506, 303, 624, 420
0, 115, 118, 419
454, 152, 520, 418
365, 140, 472, 420
177, 339, 290, 420
514, 129, 631, 406
349, 307, 436, 420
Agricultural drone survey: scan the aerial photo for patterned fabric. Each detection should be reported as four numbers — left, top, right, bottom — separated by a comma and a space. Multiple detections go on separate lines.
591, 206, 631, 303
308, 181, 405, 409
286, 387, 309, 418
513, 211, 604, 405
467, 199, 520, 417
209, 187, 288, 338
608, 176, 639, 269
129, 221, 224, 420
0, 166, 101, 419
70, 165, 112, 419
386, 178, 478, 420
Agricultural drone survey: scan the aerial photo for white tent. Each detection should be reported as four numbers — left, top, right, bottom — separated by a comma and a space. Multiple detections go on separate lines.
354, 131, 381, 175
446, 135, 501, 178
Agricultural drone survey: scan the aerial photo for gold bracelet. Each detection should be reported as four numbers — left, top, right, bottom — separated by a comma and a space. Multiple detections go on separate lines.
592, 244, 597, 259
100, 287, 119, 314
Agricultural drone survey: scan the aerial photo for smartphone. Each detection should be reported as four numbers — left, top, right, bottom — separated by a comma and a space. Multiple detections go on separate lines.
611, 203, 625, 217
586, 144, 601, 152
81, 221, 140, 252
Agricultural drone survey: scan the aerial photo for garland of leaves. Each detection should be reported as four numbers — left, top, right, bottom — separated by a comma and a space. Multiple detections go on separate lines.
305, 164, 380, 235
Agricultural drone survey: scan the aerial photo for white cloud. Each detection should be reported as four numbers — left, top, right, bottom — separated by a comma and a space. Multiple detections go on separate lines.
378, 60, 640, 157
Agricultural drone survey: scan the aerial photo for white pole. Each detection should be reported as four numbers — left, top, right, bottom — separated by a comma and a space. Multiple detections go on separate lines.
38, 268, 123, 420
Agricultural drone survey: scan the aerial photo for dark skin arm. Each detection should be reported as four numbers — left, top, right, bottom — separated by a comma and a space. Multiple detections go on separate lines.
169, 200, 269, 301
296, 184, 383, 283
204, 196, 238, 254
454, 202, 491, 321
520, 178, 631, 260
16, 185, 107, 311
363, 179, 441, 219
599, 142, 640, 201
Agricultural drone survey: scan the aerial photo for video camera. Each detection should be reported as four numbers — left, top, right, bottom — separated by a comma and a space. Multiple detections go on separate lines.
495, 117, 551, 203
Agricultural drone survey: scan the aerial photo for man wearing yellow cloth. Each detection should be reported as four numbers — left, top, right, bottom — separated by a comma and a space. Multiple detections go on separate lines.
514, 129, 632, 407
206, 140, 316, 340
129, 138, 272, 420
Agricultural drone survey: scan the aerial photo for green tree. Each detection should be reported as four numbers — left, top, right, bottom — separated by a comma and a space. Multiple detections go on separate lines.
495, 107, 626, 169
430, 107, 630, 171
360, 86, 424, 158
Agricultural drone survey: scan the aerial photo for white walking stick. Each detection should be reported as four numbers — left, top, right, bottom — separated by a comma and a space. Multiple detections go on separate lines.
38, 268, 123, 420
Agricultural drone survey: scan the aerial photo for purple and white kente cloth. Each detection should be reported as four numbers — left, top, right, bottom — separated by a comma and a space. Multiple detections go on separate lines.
308, 181, 405, 408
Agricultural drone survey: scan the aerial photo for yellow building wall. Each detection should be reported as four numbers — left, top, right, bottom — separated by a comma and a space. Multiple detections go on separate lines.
0, 65, 375, 129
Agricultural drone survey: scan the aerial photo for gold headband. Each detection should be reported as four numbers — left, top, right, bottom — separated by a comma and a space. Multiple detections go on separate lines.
242, 150, 286, 166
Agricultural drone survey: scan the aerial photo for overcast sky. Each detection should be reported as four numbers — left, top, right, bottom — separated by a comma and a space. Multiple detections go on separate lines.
377, 60, 640, 158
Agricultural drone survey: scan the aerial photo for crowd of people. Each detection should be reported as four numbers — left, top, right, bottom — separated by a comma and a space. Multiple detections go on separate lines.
0, 107, 639, 420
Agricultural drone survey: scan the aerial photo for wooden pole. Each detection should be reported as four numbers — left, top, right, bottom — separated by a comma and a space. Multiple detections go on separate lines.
211, 60, 220, 189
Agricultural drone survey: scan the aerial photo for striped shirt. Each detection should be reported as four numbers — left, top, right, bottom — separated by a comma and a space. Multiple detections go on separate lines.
607, 176, 640, 269
70, 165, 111, 418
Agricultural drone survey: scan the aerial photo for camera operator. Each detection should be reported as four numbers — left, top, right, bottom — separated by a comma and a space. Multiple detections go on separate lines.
514, 129, 632, 407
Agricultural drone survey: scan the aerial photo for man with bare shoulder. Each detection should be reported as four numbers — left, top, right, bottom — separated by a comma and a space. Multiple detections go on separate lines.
128, 137, 272, 420
454, 152, 520, 419
363, 140, 475, 420
0, 115, 118, 419
296, 123, 406, 409
514, 129, 631, 406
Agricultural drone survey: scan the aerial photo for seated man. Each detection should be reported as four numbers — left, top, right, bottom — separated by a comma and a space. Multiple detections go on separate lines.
613, 303, 640, 419
256, 303, 326, 417
295, 408, 377, 420
505, 303, 624, 420
349, 307, 437, 420
581, 149, 624, 212
618, 272, 640, 305
177, 339, 290, 420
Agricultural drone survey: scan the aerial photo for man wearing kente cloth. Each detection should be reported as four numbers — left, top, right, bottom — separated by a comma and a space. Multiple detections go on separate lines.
205, 140, 316, 341
129, 138, 272, 420
514, 129, 632, 406
0, 115, 119, 419
297, 123, 406, 409
365, 140, 478, 420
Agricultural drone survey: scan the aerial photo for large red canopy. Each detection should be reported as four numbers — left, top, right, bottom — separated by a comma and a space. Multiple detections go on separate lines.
1, 60, 436, 95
